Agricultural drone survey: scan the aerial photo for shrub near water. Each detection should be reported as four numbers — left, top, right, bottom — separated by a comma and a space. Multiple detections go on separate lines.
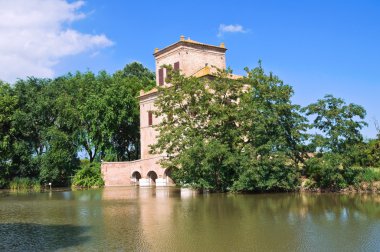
304, 154, 380, 190
9, 177, 41, 191
232, 157, 300, 192
361, 167, 380, 182
72, 161, 104, 188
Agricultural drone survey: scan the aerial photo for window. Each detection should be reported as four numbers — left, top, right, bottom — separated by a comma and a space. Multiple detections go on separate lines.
148, 111, 153, 126
174, 61, 180, 71
158, 68, 164, 86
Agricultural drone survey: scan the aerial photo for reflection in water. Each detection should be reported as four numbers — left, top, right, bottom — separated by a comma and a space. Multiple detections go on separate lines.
0, 223, 90, 251
0, 188, 379, 251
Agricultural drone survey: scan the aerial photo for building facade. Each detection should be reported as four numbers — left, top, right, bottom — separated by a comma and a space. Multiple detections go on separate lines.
101, 36, 230, 186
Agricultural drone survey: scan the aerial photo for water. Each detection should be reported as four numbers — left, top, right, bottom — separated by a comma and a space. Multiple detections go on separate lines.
0, 187, 379, 251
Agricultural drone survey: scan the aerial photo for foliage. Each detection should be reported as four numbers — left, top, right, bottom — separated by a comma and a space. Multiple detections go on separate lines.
0, 82, 18, 185
0, 178, 7, 189
69, 63, 154, 162
304, 154, 367, 190
104, 69, 152, 161
120, 62, 155, 88
39, 128, 79, 186
9, 177, 41, 191
71, 161, 104, 188
361, 167, 380, 182
231, 156, 300, 192
341, 138, 380, 169
169, 139, 240, 191
0, 59, 378, 192
152, 63, 307, 192
303, 94, 367, 157
0, 62, 154, 187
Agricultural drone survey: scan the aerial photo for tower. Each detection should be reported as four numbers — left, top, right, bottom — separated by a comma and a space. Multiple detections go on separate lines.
139, 36, 227, 159
102, 36, 231, 187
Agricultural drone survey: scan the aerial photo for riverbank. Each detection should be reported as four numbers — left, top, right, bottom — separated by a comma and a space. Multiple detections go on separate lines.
300, 179, 380, 193
2, 178, 380, 194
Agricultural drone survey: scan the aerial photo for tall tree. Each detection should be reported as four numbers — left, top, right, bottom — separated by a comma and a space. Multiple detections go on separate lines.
303, 94, 367, 155
0, 81, 18, 186
69, 63, 155, 162
151, 64, 305, 192
11, 78, 54, 178
104, 62, 155, 161
121, 62, 155, 86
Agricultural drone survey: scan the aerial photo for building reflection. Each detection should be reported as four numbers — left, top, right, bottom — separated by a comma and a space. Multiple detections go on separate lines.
100, 187, 188, 250
98, 188, 380, 251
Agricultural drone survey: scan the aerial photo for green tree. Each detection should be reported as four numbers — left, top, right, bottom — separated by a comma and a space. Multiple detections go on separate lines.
0, 81, 18, 187
39, 128, 79, 185
11, 77, 80, 186
302, 95, 369, 189
11, 78, 54, 179
63, 71, 111, 163
103, 71, 142, 161
0, 62, 155, 187
303, 94, 367, 156
121, 62, 155, 87
152, 64, 305, 192
104, 62, 155, 161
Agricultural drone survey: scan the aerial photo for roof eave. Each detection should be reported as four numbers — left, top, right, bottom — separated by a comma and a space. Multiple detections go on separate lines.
154, 41, 227, 58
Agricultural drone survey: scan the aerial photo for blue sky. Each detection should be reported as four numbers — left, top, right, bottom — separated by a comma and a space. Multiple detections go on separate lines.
1, 0, 379, 138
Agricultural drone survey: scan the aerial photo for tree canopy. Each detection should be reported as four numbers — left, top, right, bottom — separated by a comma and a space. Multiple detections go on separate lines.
151, 63, 376, 192
0, 62, 155, 188
0, 60, 378, 191
151, 64, 307, 192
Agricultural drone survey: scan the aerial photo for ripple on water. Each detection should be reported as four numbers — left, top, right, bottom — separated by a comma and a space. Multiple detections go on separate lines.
0, 188, 379, 251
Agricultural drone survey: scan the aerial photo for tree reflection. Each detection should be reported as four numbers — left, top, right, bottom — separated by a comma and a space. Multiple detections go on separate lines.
0, 223, 90, 251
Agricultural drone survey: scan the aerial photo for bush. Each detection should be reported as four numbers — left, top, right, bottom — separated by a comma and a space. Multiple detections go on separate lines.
319, 167, 347, 190
304, 155, 367, 190
0, 178, 7, 189
232, 158, 300, 192
71, 161, 104, 188
361, 167, 380, 182
9, 177, 41, 191
342, 167, 364, 186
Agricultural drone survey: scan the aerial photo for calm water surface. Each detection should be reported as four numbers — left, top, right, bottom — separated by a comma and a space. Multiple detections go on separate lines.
0, 187, 379, 251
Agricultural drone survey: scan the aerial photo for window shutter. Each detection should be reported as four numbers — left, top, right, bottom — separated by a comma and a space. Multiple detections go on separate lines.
148, 111, 153, 126
174, 61, 180, 71
158, 68, 164, 86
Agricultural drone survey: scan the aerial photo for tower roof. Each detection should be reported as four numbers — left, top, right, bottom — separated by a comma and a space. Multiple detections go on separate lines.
192, 65, 243, 79
153, 36, 227, 58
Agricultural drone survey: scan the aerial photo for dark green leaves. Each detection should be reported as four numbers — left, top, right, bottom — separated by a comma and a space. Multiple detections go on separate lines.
152, 63, 306, 192
303, 94, 367, 155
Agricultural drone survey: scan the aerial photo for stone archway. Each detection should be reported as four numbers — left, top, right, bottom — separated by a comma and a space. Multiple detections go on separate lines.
147, 171, 158, 185
131, 171, 142, 185
164, 168, 175, 185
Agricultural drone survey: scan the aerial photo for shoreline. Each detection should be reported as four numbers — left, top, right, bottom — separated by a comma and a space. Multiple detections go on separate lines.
1, 182, 380, 195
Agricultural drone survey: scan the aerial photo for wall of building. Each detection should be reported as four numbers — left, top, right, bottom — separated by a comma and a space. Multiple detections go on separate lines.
101, 156, 169, 186
139, 91, 162, 159
155, 45, 226, 85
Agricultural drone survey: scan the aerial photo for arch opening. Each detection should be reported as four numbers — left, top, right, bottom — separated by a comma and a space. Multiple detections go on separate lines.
164, 168, 175, 185
131, 171, 142, 185
147, 171, 158, 185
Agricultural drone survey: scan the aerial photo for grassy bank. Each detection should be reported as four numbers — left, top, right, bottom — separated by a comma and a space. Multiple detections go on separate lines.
9, 177, 41, 192
300, 167, 380, 193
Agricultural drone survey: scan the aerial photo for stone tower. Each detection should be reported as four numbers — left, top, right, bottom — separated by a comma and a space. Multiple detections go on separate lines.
139, 36, 227, 159
102, 36, 229, 186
